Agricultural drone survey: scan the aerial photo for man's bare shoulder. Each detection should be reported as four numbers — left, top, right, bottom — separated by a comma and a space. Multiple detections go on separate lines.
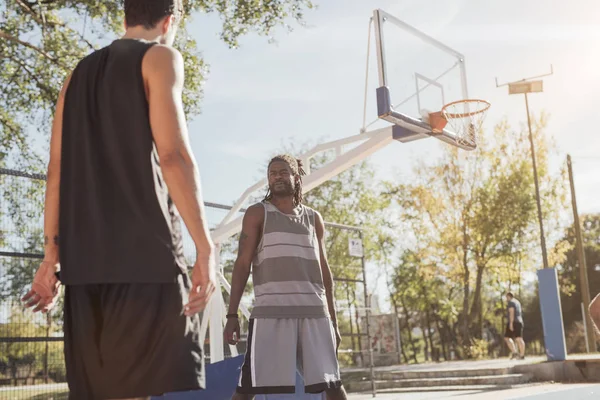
245, 203, 265, 221
305, 205, 324, 222
146, 44, 182, 62
143, 45, 183, 77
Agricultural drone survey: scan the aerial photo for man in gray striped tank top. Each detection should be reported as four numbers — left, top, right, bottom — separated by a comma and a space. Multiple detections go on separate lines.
224, 154, 347, 399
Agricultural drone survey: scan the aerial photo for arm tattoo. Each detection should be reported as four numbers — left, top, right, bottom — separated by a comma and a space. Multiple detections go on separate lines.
45, 235, 59, 246
239, 232, 248, 247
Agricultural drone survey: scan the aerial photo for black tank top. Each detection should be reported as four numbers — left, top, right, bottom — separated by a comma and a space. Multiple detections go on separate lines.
59, 39, 186, 284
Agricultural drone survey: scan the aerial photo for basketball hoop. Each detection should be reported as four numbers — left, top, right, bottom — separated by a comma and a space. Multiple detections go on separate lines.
440, 99, 490, 147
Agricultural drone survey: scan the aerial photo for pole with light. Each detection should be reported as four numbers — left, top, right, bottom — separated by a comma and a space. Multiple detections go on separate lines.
496, 66, 553, 270
496, 66, 568, 361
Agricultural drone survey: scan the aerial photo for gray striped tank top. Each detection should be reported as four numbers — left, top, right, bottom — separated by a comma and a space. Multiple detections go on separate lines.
250, 201, 329, 319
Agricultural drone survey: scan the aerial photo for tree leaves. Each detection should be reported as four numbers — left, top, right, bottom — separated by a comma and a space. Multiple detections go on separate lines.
0, 0, 315, 168
555, 213, 600, 348
387, 116, 566, 354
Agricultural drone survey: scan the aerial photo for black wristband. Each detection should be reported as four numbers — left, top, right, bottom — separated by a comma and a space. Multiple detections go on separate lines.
226, 313, 239, 319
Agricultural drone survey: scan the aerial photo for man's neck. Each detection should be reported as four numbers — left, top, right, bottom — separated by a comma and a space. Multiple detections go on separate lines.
270, 196, 297, 215
122, 27, 163, 43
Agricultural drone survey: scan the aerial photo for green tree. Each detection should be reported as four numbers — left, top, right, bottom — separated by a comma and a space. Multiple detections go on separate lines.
0, 172, 45, 303
0, 306, 47, 383
0, 0, 315, 167
303, 156, 396, 366
391, 249, 452, 362
386, 115, 566, 355
554, 213, 600, 352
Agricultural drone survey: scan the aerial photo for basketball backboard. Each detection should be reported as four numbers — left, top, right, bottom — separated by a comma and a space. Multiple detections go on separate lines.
372, 9, 477, 150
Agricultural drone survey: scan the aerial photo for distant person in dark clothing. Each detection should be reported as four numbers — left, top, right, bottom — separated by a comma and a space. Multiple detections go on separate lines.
504, 292, 525, 360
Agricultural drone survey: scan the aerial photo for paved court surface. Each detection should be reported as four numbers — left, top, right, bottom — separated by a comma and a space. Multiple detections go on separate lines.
348, 383, 600, 400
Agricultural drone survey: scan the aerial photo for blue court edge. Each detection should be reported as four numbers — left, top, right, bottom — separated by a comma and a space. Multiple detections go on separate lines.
153, 355, 325, 400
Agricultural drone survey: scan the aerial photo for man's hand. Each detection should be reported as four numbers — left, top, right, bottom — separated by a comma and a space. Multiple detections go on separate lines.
224, 317, 241, 345
185, 251, 216, 316
509, 323, 514, 331
22, 261, 61, 313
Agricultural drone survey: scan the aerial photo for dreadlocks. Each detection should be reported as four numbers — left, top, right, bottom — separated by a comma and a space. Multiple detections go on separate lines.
264, 154, 306, 207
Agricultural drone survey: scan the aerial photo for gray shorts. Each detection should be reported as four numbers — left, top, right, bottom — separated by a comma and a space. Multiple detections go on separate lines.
237, 318, 342, 394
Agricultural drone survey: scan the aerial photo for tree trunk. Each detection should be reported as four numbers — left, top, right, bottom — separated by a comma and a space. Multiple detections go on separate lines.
441, 319, 461, 359
399, 327, 410, 364
434, 315, 448, 361
400, 294, 419, 363
421, 286, 436, 361
392, 301, 403, 365
421, 319, 430, 362
426, 317, 435, 361
461, 212, 471, 347
469, 264, 485, 339
462, 267, 470, 346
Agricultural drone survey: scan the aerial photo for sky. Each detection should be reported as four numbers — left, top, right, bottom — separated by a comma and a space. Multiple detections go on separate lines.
183, 0, 600, 232
178, 0, 600, 310
6, 0, 599, 315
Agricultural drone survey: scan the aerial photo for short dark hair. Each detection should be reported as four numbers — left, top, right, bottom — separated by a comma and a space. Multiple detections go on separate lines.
124, 0, 184, 29
507, 292, 514, 299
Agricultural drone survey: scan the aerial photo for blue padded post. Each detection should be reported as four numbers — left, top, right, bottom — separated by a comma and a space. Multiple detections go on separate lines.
537, 268, 567, 361
156, 355, 244, 400
155, 358, 326, 400
376, 86, 392, 117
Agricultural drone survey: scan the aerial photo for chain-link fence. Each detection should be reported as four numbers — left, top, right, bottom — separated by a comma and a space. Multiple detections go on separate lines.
0, 169, 208, 399
0, 168, 381, 399
0, 169, 68, 399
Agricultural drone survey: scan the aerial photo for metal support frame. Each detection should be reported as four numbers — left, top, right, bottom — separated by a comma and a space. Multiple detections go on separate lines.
203, 7, 477, 368
211, 126, 394, 243
359, 229, 376, 397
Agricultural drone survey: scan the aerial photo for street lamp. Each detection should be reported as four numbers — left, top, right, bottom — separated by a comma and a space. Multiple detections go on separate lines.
497, 67, 569, 362
496, 66, 553, 270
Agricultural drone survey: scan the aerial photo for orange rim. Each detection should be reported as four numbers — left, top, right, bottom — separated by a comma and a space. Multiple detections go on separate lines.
441, 99, 491, 119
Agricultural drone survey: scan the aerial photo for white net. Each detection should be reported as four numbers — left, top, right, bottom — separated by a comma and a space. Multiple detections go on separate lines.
442, 100, 490, 148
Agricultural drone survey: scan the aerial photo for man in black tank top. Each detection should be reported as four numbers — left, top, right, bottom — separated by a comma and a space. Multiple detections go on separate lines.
21, 1, 216, 399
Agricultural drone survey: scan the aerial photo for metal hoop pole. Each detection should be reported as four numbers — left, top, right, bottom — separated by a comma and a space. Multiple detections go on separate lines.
361, 18, 374, 133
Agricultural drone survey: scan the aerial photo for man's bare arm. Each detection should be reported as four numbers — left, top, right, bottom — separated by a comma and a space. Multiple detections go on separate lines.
144, 45, 213, 256
22, 74, 70, 313
315, 211, 338, 327
589, 294, 600, 333
43, 74, 71, 264
227, 204, 263, 315
509, 308, 515, 325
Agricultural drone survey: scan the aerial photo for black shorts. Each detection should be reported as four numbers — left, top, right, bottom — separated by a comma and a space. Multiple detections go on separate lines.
504, 321, 524, 339
63, 274, 205, 400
